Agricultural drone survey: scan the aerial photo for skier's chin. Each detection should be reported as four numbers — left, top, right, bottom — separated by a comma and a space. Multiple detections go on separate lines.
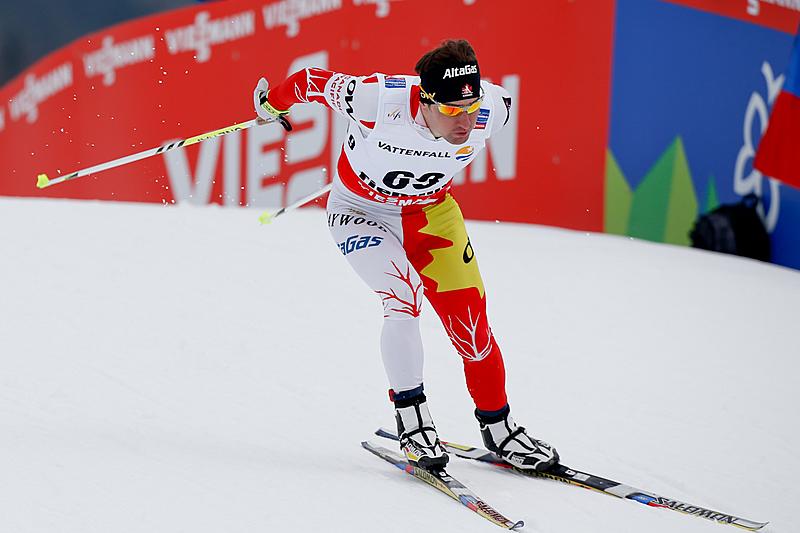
446, 131, 471, 145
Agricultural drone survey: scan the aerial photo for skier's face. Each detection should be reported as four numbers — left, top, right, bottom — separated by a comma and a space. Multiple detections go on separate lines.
421, 97, 480, 145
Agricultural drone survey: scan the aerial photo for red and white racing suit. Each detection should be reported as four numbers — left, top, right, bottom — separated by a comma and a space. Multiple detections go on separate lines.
268, 68, 513, 411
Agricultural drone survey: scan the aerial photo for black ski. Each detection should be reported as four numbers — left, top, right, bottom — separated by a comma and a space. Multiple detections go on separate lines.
362, 439, 524, 530
375, 428, 768, 531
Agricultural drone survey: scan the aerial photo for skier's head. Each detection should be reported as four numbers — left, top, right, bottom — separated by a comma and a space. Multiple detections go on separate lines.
416, 39, 483, 145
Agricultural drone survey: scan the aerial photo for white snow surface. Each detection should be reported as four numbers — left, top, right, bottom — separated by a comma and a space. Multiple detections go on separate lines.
1, 197, 798, 533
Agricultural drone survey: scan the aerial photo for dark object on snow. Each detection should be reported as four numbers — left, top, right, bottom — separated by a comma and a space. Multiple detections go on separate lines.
689, 194, 771, 262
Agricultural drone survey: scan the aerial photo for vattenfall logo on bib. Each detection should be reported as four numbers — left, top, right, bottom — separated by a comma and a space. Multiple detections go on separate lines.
442, 65, 478, 79
455, 146, 474, 162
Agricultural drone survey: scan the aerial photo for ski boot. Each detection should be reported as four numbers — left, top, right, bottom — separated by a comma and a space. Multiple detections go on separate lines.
476, 405, 559, 472
392, 386, 449, 470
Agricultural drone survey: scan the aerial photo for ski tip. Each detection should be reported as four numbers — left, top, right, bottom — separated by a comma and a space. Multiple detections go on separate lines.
36, 173, 50, 189
510, 520, 525, 530
375, 427, 398, 440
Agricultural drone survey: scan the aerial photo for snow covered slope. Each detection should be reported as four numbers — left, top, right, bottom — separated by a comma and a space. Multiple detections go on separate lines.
1, 197, 798, 532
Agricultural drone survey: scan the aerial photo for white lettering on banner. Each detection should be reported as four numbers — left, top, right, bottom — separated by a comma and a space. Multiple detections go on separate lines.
262, 0, 342, 38
164, 51, 330, 208
247, 116, 284, 206
287, 166, 327, 205
163, 129, 249, 206
163, 135, 222, 205
747, 0, 800, 16
83, 35, 155, 86
0, 107, 5, 132
734, 61, 783, 232
352, 0, 392, 18
165, 10, 256, 63
9, 63, 73, 124
455, 74, 519, 185
223, 128, 242, 206
451, 168, 466, 185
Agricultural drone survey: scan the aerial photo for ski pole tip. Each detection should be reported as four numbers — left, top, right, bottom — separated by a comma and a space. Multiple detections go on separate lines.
258, 210, 274, 225
36, 174, 50, 189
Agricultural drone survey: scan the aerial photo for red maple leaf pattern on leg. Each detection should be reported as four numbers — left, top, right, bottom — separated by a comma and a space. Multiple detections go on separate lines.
444, 306, 493, 362
376, 261, 423, 318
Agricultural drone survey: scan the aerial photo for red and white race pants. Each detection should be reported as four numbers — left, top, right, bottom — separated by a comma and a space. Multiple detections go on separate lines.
326, 181, 508, 411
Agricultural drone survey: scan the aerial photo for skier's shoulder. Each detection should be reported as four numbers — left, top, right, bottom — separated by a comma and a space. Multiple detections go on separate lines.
480, 80, 513, 132
378, 73, 419, 88
328, 71, 416, 105
479, 81, 511, 112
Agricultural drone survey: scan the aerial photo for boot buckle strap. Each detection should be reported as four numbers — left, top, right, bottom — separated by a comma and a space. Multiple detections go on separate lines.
498, 426, 526, 452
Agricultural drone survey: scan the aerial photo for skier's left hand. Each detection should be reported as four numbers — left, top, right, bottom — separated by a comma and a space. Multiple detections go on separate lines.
253, 77, 292, 131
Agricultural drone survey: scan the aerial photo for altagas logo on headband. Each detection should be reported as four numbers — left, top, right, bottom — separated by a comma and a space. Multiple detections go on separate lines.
442, 64, 478, 79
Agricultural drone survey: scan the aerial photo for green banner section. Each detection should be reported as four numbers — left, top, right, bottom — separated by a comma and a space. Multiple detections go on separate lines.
606, 137, 706, 246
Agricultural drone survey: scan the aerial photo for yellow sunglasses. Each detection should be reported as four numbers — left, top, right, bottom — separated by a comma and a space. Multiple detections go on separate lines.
422, 88, 484, 117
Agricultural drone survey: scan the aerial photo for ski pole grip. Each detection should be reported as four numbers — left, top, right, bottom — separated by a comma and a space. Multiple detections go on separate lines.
258, 92, 292, 132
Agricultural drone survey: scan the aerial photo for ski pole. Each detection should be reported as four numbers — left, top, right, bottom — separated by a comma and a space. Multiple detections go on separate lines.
258, 182, 332, 225
35, 116, 290, 189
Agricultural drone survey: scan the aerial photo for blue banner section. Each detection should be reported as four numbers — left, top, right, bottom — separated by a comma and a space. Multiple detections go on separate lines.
610, 0, 800, 268
787, 29, 800, 96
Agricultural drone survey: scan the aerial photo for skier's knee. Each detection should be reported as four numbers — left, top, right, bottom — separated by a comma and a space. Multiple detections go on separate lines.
375, 264, 423, 319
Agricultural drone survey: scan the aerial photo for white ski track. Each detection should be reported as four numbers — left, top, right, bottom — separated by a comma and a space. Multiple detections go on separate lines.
2, 198, 798, 532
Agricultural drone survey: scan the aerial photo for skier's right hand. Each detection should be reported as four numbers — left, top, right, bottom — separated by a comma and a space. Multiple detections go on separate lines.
253, 77, 292, 131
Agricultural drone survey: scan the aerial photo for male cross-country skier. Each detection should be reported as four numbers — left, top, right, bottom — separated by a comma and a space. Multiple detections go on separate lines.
253, 39, 559, 472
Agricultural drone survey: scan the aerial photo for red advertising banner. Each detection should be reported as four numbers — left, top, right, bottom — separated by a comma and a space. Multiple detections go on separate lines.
0, 0, 614, 231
